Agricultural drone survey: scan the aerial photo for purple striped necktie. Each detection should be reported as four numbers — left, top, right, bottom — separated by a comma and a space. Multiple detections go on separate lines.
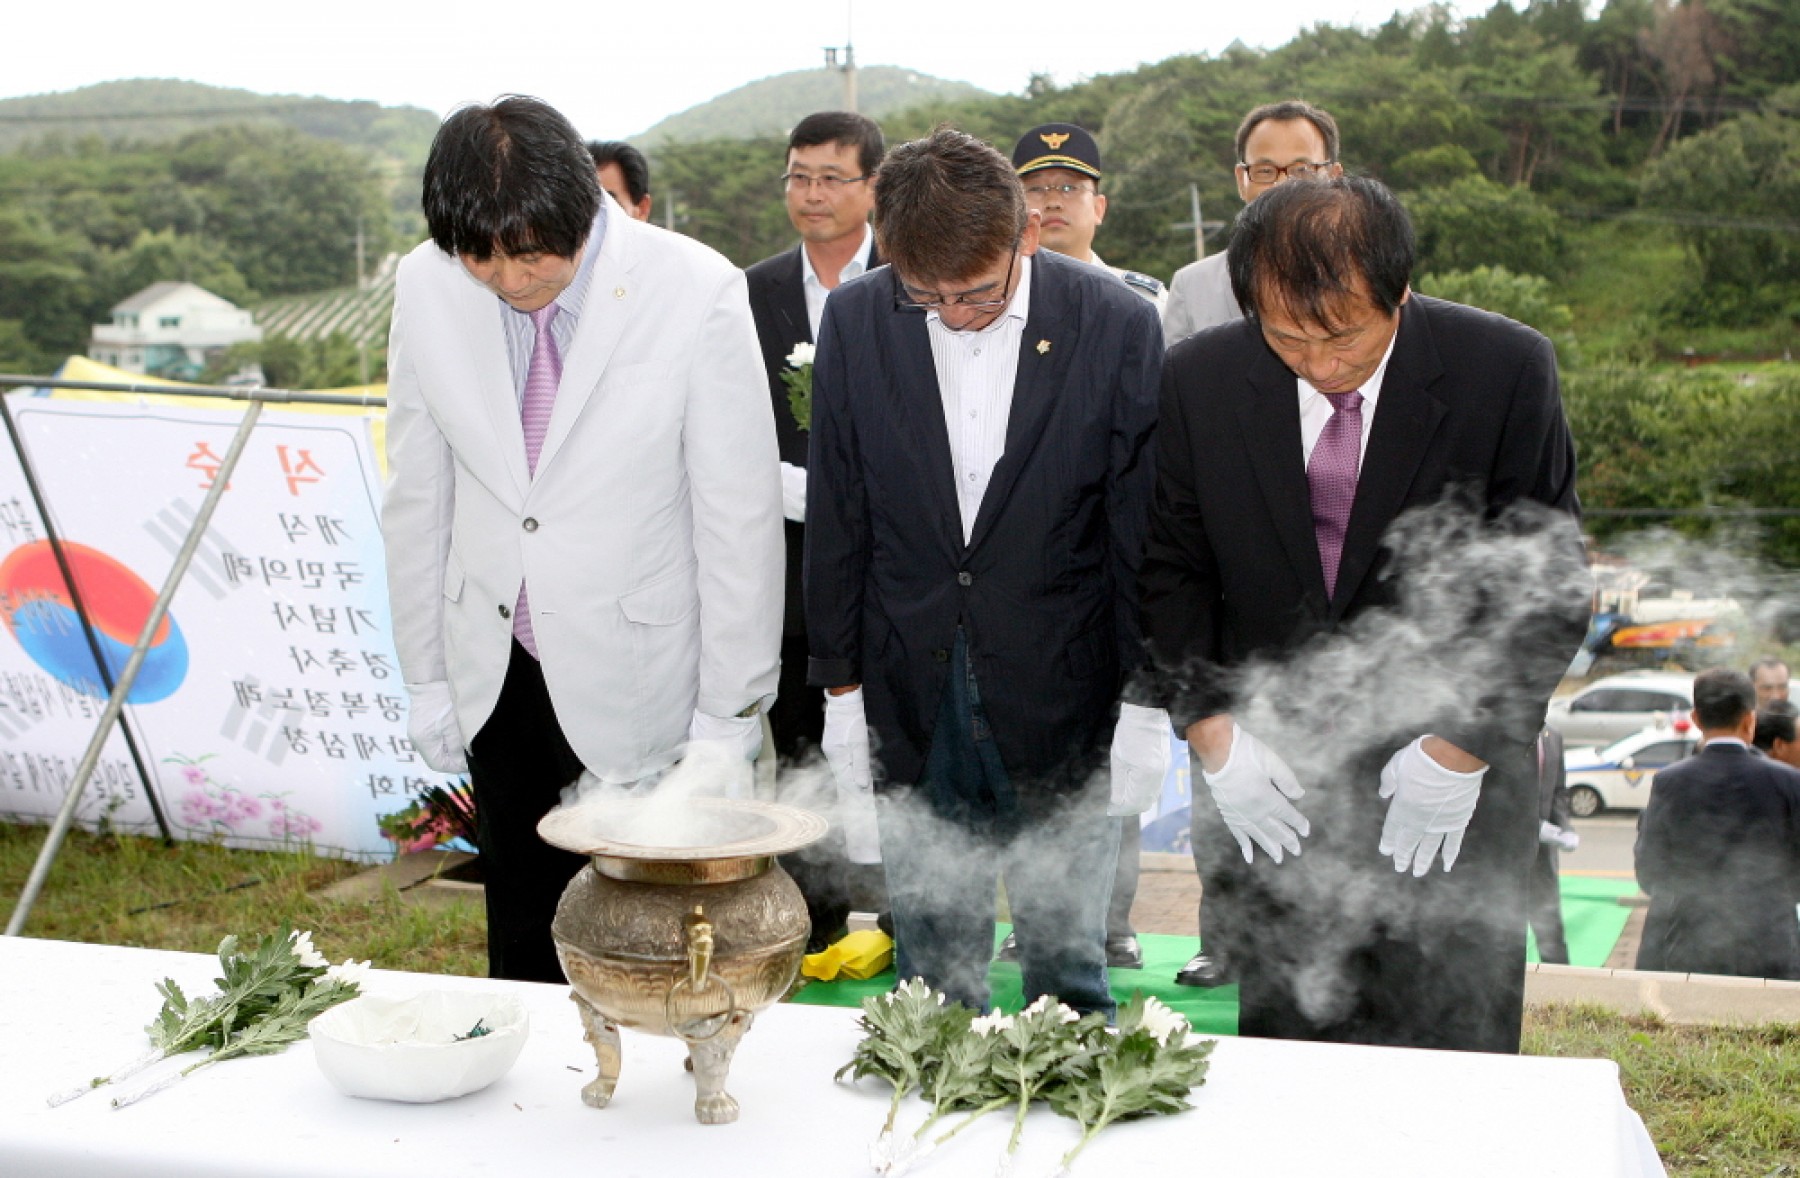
1307, 389, 1363, 600
514, 304, 561, 658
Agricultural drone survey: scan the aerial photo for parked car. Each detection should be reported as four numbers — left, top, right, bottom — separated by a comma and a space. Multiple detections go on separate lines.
1562, 723, 1699, 817
1546, 670, 1696, 746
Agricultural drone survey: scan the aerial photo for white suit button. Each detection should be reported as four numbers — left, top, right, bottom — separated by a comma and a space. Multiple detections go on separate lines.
523, 518, 539, 532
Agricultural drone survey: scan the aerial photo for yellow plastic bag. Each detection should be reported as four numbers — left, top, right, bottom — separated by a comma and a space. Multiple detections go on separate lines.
801, 929, 894, 981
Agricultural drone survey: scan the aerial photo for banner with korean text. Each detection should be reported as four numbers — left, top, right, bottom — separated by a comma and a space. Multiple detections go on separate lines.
0, 396, 444, 859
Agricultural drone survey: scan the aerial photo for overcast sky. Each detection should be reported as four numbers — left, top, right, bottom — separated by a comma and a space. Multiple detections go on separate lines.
8, 0, 1502, 141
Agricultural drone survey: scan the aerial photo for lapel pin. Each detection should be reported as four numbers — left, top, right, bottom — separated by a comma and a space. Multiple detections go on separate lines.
614, 286, 626, 299
1036, 339, 1051, 355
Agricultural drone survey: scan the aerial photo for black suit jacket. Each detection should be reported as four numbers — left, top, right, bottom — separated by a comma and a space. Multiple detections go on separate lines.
804, 250, 1163, 802
1141, 293, 1590, 1051
1539, 726, 1570, 828
1635, 742, 1800, 979
747, 239, 882, 635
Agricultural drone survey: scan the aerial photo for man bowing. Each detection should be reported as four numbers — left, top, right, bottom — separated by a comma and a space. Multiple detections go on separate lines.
383, 97, 782, 982
1141, 175, 1588, 1052
805, 128, 1166, 1016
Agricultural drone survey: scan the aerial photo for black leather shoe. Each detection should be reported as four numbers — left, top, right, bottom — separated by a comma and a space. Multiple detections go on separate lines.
1174, 952, 1231, 987
993, 932, 1020, 963
1105, 934, 1144, 970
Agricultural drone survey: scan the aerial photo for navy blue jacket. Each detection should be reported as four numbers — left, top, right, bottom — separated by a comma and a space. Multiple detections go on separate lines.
804, 249, 1162, 800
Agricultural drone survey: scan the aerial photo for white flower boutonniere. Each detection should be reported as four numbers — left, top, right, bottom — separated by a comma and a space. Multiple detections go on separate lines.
783, 342, 817, 431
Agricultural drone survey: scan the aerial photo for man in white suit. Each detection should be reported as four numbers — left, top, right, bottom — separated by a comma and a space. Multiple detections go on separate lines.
383, 97, 783, 981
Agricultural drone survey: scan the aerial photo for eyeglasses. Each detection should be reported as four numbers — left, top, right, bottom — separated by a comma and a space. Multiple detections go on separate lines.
1023, 182, 1094, 199
782, 172, 871, 192
893, 245, 1020, 315
1239, 161, 1333, 184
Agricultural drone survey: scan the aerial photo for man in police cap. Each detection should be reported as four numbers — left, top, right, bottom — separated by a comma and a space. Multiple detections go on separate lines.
990, 124, 1167, 972
1011, 123, 1166, 314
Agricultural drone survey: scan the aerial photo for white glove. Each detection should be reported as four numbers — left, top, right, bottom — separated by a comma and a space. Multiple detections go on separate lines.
405, 680, 467, 774
1200, 723, 1309, 865
1538, 820, 1562, 846
1109, 704, 1173, 817
688, 710, 764, 765
822, 688, 880, 864
1555, 828, 1580, 854
1377, 737, 1488, 877
780, 462, 807, 523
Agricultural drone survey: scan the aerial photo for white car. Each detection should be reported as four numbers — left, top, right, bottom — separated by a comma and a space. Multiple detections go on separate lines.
1547, 670, 1696, 746
1562, 724, 1699, 817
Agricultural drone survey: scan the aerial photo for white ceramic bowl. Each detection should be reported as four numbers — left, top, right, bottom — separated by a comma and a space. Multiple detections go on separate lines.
309, 990, 529, 1102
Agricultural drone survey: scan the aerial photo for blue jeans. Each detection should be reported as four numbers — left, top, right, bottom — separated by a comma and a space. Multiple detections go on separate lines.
878, 631, 1116, 1017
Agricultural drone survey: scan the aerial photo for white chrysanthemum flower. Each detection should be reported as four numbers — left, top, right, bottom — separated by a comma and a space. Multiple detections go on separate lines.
289, 930, 327, 968
1023, 993, 1078, 1023
787, 342, 817, 368
324, 957, 371, 988
1138, 997, 1187, 1046
970, 1011, 1015, 1036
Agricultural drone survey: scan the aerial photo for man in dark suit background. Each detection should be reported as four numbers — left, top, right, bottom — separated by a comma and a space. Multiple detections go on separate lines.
805, 127, 1166, 1015
1635, 668, 1800, 980
1140, 175, 1589, 1052
1529, 725, 1577, 964
745, 111, 884, 949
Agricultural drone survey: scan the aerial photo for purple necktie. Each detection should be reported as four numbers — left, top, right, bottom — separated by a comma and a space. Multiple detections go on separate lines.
1307, 389, 1363, 600
514, 304, 561, 658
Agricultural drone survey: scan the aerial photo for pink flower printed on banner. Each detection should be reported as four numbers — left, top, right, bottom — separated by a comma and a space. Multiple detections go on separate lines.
262, 792, 323, 843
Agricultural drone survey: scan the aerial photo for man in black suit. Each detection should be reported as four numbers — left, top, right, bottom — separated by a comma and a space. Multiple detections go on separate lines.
1635, 668, 1800, 980
1140, 175, 1589, 1052
745, 111, 884, 950
1528, 726, 1577, 965
805, 128, 1165, 1015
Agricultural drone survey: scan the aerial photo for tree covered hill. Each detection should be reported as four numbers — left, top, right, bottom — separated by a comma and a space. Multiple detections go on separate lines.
635, 65, 990, 145
0, 79, 439, 166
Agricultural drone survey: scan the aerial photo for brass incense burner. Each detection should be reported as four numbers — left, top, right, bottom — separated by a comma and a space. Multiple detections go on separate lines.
538, 797, 827, 1124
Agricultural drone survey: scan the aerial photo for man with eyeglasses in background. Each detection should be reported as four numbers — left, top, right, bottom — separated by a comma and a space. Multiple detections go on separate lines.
1162, 100, 1343, 346
805, 127, 1165, 1015
746, 111, 886, 952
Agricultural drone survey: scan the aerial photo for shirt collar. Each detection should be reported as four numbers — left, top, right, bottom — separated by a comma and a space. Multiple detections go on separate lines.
800, 222, 873, 290
926, 252, 1033, 336
1704, 736, 1748, 750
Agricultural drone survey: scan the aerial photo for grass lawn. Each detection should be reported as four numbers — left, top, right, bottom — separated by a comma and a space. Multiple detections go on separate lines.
4, 823, 1796, 1174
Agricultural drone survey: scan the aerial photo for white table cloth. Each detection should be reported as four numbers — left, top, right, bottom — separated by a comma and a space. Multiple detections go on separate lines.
0, 937, 1665, 1177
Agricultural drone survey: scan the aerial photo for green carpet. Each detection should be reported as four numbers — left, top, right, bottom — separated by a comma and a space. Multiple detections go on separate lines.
1527, 874, 1639, 968
791, 875, 1638, 1032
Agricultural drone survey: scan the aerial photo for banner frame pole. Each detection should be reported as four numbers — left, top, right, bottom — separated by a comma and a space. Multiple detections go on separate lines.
4, 399, 265, 937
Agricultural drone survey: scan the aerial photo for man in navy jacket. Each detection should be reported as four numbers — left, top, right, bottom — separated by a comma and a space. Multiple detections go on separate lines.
804, 128, 1165, 1015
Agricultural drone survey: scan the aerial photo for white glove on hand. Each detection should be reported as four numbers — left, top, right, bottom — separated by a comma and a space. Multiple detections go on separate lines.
1377, 737, 1488, 877
1109, 704, 1173, 817
1555, 828, 1581, 854
822, 688, 880, 864
1200, 724, 1309, 865
689, 710, 764, 766
405, 680, 467, 774
780, 462, 808, 523
1538, 820, 1563, 846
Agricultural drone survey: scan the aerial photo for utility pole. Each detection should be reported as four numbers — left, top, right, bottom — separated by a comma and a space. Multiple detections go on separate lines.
355, 216, 367, 290
1171, 183, 1225, 262
824, 2, 857, 112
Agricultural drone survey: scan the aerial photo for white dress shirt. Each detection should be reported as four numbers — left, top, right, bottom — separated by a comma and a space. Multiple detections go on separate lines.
1296, 325, 1400, 471
925, 255, 1033, 544
800, 223, 874, 340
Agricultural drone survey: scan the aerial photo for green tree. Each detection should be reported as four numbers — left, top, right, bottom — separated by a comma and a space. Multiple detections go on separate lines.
1638, 109, 1800, 322
1405, 174, 1566, 277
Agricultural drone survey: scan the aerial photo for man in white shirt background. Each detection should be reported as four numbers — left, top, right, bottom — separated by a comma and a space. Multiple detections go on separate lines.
745, 111, 886, 950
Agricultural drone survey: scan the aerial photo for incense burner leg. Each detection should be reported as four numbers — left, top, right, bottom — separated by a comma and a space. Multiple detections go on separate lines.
686, 1010, 752, 1124
571, 991, 622, 1109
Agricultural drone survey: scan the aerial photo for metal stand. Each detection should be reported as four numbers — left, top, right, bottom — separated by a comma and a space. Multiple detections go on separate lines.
0, 391, 171, 843
0, 374, 385, 937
